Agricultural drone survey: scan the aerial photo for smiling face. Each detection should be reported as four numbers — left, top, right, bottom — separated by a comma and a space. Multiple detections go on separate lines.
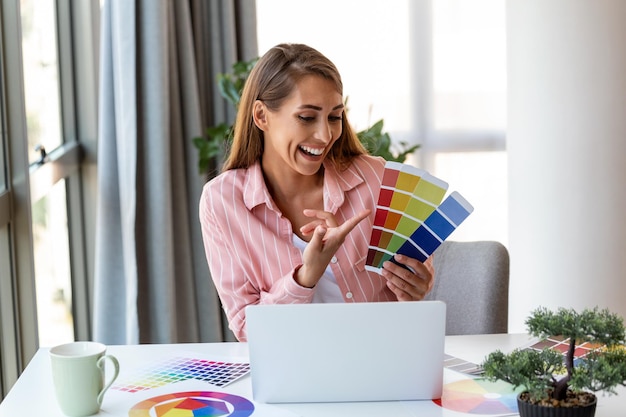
254, 75, 344, 181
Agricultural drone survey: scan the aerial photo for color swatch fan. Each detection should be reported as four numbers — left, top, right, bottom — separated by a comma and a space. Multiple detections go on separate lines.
365, 161, 474, 272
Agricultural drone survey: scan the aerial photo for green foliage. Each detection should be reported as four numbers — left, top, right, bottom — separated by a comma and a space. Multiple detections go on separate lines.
482, 306, 626, 403
356, 119, 420, 163
571, 346, 626, 395
217, 58, 258, 108
193, 58, 258, 174
193, 58, 420, 173
526, 306, 626, 347
482, 348, 564, 401
192, 123, 231, 174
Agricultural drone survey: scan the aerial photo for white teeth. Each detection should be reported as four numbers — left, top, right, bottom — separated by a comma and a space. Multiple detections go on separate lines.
300, 145, 324, 156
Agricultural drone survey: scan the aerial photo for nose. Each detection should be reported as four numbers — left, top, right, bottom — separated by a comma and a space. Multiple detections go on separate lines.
315, 120, 333, 143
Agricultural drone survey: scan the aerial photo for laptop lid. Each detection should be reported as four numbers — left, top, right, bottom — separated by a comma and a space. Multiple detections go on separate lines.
246, 300, 446, 403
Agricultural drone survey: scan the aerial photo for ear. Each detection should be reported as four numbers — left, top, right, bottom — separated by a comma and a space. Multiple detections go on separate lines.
252, 100, 268, 131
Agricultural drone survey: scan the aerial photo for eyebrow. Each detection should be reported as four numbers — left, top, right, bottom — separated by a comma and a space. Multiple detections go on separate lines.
298, 104, 345, 111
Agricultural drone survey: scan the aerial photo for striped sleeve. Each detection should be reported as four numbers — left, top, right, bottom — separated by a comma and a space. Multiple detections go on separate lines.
198, 171, 314, 341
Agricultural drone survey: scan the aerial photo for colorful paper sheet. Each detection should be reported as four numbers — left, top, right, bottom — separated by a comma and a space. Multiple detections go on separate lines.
112, 356, 250, 393
366, 162, 473, 272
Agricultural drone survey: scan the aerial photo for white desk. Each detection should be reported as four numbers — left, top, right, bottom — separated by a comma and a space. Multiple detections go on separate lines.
0, 334, 623, 417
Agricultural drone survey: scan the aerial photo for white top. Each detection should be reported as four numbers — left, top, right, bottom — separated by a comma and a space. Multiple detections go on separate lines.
292, 234, 344, 303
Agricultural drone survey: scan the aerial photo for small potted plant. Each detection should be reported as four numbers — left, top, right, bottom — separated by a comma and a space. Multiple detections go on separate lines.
481, 306, 626, 417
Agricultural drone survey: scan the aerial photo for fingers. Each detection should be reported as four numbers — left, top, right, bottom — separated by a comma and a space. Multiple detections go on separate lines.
300, 220, 324, 236
319, 209, 371, 246
306, 224, 327, 252
300, 209, 338, 236
300, 209, 371, 237
381, 254, 433, 301
298, 209, 371, 287
337, 209, 371, 236
302, 209, 339, 227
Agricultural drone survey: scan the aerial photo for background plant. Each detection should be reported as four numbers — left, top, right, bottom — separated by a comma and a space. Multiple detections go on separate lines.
193, 58, 420, 174
482, 306, 626, 405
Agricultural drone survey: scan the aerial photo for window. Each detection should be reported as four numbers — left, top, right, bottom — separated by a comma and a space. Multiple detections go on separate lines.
0, 0, 99, 398
427, 0, 507, 243
21, 0, 64, 163
1, 0, 39, 398
432, 0, 506, 131
256, 0, 507, 245
1, 31, 13, 398
21, 0, 74, 348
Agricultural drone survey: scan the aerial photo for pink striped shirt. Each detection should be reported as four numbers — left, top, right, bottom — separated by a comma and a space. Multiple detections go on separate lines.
199, 154, 432, 341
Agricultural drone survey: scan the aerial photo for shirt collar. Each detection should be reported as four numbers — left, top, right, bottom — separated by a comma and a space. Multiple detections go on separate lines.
322, 160, 364, 212
243, 161, 274, 211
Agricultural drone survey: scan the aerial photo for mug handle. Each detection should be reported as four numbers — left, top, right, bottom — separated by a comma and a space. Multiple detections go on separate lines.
96, 354, 120, 405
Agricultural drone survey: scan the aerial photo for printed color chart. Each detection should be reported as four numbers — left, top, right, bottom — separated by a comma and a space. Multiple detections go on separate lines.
442, 336, 620, 379
525, 335, 607, 366
129, 391, 255, 417
444, 354, 483, 376
112, 357, 250, 393
366, 162, 473, 272
434, 378, 521, 415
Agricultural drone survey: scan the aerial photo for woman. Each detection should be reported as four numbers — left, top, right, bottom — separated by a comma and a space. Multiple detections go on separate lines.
199, 43, 434, 341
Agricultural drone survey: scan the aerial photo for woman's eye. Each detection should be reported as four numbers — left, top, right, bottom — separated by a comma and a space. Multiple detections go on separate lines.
298, 115, 315, 122
329, 115, 343, 123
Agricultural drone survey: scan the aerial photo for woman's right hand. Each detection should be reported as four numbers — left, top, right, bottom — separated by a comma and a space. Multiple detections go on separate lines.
295, 209, 370, 288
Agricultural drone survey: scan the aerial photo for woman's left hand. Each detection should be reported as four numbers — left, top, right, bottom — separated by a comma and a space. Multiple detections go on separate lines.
381, 254, 434, 301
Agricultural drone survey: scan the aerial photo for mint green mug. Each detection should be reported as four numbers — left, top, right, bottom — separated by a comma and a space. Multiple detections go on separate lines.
50, 341, 120, 417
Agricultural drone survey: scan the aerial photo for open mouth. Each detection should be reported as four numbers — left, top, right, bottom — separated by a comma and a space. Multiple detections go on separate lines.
299, 145, 324, 157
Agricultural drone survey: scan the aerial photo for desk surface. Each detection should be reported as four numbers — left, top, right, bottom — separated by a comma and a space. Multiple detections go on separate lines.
0, 334, 623, 417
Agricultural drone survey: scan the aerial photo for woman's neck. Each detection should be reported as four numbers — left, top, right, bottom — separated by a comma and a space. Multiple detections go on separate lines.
261, 161, 324, 203
261, 161, 325, 239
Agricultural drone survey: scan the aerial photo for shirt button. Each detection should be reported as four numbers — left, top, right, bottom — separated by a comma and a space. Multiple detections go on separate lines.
346, 292, 353, 299
331, 256, 338, 263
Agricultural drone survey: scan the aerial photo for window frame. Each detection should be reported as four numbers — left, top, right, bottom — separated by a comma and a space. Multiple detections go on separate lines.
0, 0, 39, 399
0, 0, 100, 398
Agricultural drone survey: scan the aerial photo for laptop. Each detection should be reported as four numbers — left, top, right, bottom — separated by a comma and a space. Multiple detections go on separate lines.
245, 300, 446, 403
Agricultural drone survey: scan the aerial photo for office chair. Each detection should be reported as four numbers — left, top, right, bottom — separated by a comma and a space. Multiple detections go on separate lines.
425, 241, 510, 335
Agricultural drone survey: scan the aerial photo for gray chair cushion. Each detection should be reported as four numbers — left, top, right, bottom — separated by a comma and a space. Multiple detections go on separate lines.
426, 241, 509, 335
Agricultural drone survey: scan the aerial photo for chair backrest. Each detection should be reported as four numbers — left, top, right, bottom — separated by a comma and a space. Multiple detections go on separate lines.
425, 241, 509, 335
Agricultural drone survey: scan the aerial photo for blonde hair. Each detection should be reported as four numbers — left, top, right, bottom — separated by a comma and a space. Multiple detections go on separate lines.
221, 43, 366, 172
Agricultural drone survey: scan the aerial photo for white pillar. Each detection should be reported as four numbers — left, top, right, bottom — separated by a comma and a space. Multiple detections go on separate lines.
507, 0, 626, 332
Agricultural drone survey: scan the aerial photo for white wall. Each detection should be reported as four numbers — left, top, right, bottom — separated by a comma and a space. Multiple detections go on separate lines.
507, 0, 626, 332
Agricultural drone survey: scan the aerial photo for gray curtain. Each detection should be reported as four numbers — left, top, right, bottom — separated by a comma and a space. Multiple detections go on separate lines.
94, 0, 257, 344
